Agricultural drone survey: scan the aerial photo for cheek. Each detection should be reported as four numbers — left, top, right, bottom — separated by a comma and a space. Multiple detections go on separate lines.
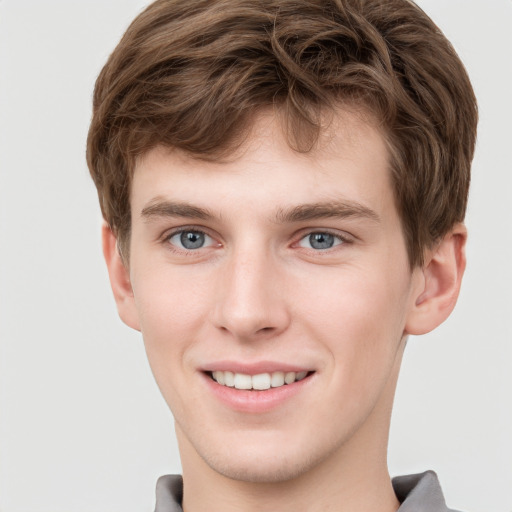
294, 263, 411, 377
130, 265, 213, 384
133, 260, 211, 332
132, 276, 212, 422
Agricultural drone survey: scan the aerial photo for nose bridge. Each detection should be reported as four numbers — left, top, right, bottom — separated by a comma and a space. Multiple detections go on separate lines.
213, 241, 289, 339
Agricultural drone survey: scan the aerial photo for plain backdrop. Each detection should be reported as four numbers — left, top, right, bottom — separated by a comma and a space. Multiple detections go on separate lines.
0, 1, 511, 511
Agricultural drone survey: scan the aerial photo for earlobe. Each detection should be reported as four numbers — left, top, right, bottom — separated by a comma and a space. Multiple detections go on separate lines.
405, 224, 467, 336
101, 223, 141, 331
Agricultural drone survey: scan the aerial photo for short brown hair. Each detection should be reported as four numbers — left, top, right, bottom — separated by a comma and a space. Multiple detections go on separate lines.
87, 0, 478, 266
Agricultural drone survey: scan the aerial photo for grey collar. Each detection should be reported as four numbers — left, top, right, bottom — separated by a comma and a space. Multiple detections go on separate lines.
155, 470, 459, 512
392, 471, 460, 512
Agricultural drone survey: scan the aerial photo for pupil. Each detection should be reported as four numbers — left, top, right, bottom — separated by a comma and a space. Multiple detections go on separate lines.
181, 231, 205, 249
310, 233, 334, 250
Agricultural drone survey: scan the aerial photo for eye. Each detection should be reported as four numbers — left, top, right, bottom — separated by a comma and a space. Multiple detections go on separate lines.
167, 229, 215, 250
298, 232, 345, 250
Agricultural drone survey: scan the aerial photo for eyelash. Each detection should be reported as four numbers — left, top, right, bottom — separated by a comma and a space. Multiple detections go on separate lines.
296, 230, 352, 251
163, 227, 216, 255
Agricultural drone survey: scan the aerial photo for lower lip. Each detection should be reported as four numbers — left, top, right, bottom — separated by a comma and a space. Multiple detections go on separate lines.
202, 373, 313, 413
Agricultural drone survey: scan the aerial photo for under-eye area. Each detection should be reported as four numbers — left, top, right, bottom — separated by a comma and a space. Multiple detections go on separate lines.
209, 370, 314, 390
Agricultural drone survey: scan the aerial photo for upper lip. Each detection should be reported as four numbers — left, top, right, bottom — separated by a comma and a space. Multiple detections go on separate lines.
201, 360, 313, 375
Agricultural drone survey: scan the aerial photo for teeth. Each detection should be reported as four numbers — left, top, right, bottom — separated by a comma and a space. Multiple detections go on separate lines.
284, 371, 296, 384
224, 371, 235, 387
234, 373, 252, 390
271, 371, 284, 387
252, 373, 271, 390
211, 370, 309, 390
212, 371, 225, 385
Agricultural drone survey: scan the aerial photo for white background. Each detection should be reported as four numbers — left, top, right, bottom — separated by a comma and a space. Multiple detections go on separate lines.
0, 1, 510, 511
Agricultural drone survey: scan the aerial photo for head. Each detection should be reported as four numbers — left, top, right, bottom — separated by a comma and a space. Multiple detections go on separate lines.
87, 0, 477, 487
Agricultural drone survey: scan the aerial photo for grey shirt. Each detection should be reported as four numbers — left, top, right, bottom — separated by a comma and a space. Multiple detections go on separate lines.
154, 470, 461, 511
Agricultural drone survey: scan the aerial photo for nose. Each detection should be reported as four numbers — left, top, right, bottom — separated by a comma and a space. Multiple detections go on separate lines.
212, 246, 291, 341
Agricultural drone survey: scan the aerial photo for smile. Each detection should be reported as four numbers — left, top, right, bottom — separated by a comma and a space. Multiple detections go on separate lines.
211, 370, 309, 390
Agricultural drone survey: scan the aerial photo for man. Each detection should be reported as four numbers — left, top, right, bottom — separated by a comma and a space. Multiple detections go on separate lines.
87, 0, 477, 510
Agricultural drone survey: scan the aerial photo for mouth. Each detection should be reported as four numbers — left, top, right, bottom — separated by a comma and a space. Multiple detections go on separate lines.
209, 370, 312, 390
202, 365, 315, 412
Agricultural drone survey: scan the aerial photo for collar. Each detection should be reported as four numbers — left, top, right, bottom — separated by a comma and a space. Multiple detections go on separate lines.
392, 471, 460, 512
155, 470, 459, 512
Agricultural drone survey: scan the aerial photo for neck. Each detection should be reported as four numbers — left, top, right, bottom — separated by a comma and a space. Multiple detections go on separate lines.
179, 431, 399, 512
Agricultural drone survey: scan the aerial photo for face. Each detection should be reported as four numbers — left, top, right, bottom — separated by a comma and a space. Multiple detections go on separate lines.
123, 111, 424, 483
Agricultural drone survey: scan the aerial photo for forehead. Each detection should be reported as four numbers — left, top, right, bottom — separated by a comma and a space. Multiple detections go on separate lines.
131, 108, 393, 220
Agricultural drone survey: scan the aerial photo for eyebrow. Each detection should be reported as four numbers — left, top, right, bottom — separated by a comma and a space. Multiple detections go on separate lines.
274, 201, 380, 224
141, 199, 215, 221
140, 198, 380, 224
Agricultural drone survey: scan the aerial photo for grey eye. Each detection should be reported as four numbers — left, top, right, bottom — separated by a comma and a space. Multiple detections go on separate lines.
298, 232, 343, 250
309, 233, 335, 249
169, 230, 212, 250
181, 231, 205, 249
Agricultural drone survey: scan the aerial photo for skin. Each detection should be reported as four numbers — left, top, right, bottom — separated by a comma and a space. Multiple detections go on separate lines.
103, 110, 466, 512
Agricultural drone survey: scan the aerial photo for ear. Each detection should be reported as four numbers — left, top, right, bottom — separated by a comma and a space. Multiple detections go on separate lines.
101, 222, 141, 331
405, 224, 467, 336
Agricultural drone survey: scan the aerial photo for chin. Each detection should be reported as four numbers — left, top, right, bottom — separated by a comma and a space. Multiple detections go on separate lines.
206, 456, 314, 484
198, 439, 328, 484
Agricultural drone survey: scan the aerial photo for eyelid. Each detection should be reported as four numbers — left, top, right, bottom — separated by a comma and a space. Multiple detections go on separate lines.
162, 225, 221, 251
298, 234, 343, 250
293, 228, 354, 247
